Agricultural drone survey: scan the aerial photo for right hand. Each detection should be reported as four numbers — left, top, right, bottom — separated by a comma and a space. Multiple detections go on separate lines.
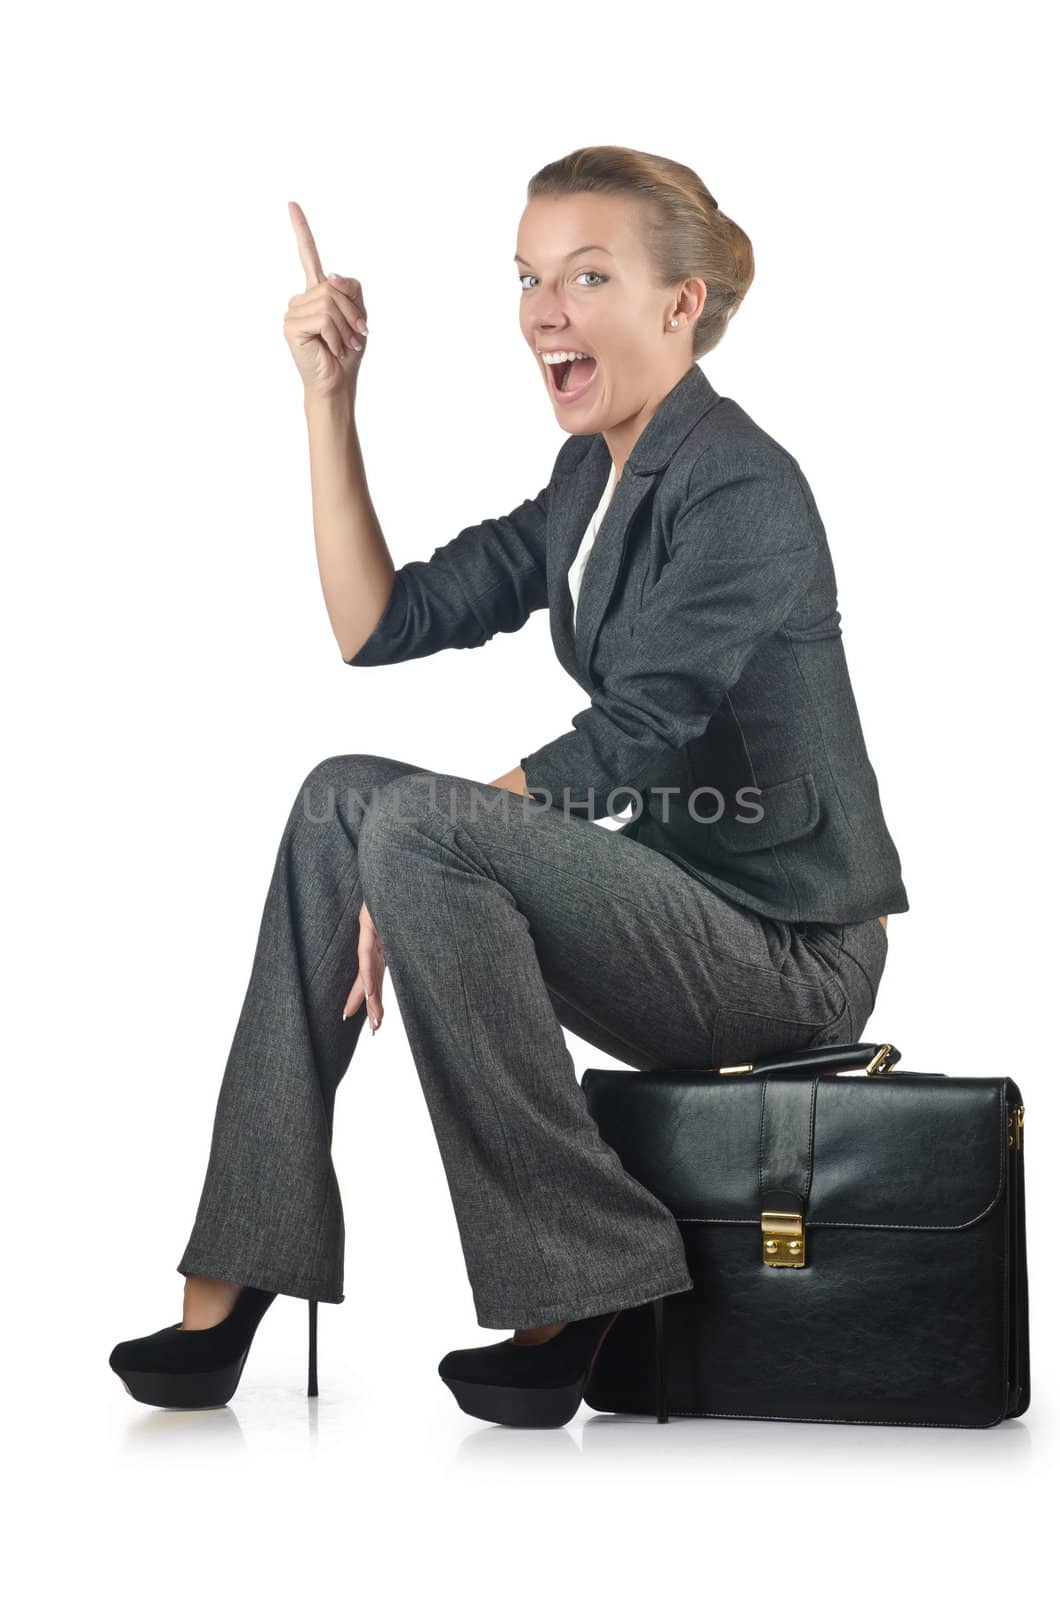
284, 200, 369, 402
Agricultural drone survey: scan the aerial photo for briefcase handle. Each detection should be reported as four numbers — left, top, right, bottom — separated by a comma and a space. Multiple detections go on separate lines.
713, 1041, 903, 1077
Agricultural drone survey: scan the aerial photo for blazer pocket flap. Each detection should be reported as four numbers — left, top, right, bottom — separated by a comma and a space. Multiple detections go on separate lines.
712, 772, 820, 853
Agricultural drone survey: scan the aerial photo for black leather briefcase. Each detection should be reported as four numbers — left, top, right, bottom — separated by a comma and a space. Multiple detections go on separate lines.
580, 1041, 1030, 1429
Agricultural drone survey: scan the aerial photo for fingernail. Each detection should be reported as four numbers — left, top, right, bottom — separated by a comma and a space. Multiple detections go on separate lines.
356, 317, 368, 335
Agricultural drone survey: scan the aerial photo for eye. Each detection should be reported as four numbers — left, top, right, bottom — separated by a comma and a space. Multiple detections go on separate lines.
517, 270, 609, 291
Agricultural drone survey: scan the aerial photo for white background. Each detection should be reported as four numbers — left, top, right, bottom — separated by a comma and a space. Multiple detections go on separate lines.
4, 0, 1054, 1593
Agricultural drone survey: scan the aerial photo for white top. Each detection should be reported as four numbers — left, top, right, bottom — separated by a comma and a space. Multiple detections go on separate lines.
569, 460, 618, 625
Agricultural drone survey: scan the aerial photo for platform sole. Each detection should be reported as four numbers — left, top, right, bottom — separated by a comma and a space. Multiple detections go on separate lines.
440, 1374, 586, 1428
111, 1347, 250, 1409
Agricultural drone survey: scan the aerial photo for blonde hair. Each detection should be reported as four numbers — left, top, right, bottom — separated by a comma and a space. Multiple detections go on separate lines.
526, 145, 754, 359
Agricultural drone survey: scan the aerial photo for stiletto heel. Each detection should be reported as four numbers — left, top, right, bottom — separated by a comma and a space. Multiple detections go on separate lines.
307, 1298, 319, 1397
653, 1295, 670, 1423
109, 1285, 279, 1409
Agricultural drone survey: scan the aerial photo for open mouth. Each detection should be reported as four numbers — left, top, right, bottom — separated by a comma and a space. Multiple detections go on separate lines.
547, 356, 598, 402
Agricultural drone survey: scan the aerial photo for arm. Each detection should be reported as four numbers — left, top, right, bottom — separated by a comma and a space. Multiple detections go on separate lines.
304, 390, 397, 664
520, 452, 821, 820
343, 481, 552, 666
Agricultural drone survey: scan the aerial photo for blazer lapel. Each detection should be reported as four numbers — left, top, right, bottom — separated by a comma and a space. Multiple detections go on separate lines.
546, 363, 722, 687
546, 435, 617, 687
570, 456, 656, 682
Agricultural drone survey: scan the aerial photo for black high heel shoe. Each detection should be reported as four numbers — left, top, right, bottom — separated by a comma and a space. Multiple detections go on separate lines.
438, 1294, 672, 1428
109, 1288, 322, 1408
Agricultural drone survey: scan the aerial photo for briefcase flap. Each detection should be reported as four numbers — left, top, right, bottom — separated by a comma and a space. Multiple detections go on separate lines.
580, 1070, 1020, 1230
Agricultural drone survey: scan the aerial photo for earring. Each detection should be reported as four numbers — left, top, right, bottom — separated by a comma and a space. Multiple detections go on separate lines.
670, 318, 679, 328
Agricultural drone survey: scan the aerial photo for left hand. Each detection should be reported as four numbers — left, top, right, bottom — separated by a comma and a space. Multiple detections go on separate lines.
342, 898, 387, 1033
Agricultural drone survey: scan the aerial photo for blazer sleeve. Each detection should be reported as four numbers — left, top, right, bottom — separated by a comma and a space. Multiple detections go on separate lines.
520, 451, 821, 820
343, 483, 551, 666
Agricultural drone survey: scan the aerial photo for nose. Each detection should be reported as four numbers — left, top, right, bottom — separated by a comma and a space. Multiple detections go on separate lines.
529, 285, 572, 329
533, 317, 572, 341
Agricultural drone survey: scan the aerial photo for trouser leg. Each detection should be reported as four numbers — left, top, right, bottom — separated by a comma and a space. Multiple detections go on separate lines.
357, 769, 851, 1329
176, 750, 884, 1323
175, 752, 430, 1303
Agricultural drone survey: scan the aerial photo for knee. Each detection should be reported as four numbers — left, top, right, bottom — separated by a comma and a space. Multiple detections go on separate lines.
299, 752, 378, 799
278, 755, 390, 862
297, 755, 444, 820
296, 753, 420, 830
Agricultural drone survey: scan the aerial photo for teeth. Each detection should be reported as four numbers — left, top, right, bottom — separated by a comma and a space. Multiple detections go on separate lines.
541, 350, 591, 364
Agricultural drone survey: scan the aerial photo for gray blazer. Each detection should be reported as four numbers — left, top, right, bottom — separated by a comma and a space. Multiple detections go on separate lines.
346, 362, 909, 924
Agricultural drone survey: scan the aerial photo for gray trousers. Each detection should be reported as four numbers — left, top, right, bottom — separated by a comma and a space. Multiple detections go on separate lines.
177, 754, 888, 1328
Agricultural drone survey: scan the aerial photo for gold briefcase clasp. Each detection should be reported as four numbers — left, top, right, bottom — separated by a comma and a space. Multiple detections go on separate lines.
762, 1209, 806, 1267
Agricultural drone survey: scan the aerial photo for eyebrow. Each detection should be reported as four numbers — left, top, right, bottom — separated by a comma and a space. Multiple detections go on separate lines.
513, 245, 614, 265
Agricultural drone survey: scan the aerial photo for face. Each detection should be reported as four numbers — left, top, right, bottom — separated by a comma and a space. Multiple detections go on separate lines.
515, 192, 704, 445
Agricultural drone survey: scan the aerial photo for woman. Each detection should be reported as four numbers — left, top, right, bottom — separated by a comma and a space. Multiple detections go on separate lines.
109, 146, 908, 1427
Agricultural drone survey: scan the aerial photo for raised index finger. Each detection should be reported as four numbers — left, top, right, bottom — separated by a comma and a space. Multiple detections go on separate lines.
287, 200, 326, 288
